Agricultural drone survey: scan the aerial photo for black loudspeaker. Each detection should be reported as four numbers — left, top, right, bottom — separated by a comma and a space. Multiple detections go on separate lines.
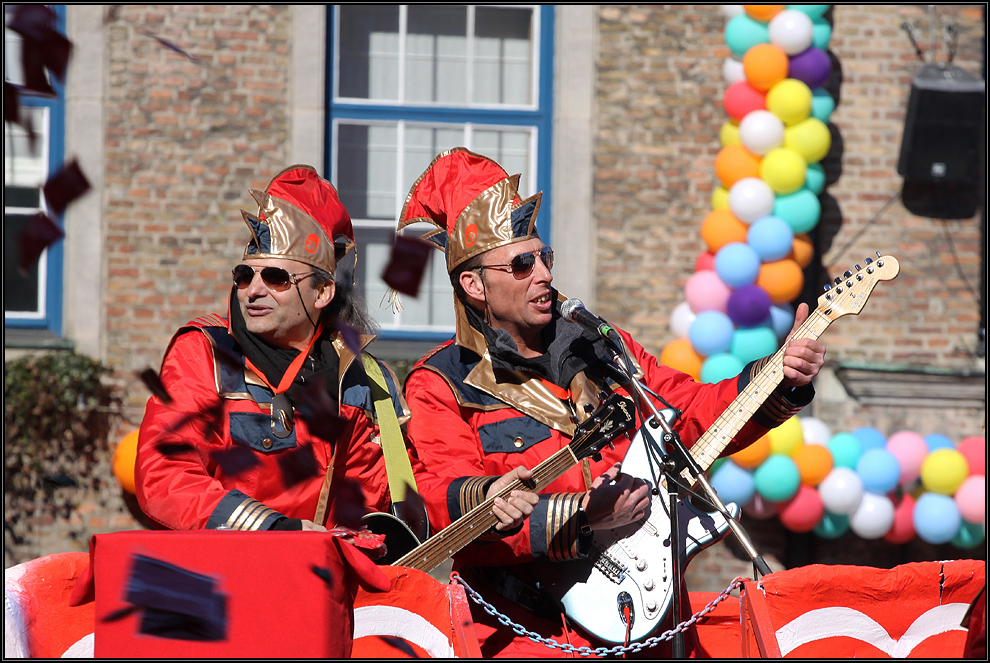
897, 63, 986, 218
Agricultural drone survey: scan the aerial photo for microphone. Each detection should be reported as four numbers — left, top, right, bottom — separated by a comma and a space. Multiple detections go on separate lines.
561, 298, 622, 342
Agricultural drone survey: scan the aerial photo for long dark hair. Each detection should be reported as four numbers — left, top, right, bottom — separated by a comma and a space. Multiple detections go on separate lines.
314, 267, 380, 336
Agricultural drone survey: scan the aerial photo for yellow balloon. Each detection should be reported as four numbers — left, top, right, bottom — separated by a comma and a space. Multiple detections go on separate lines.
712, 186, 729, 210
920, 448, 969, 495
784, 117, 832, 163
766, 78, 813, 126
732, 433, 771, 469
720, 120, 740, 148
113, 429, 140, 495
759, 147, 807, 194
768, 415, 804, 456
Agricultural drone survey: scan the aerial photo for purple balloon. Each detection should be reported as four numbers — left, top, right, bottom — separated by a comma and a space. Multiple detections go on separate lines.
788, 47, 831, 89
727, 284, 772, 327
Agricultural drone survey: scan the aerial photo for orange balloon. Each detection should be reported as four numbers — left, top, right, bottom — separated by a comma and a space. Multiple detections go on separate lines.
715, 143, 761, 189
660, 338, 703, 382
792, 443, 834, 486
744, 5, 785, 22
742, 43, 789, 92
701, 209, 749, 253
113, 429, 140, 494
756, 258, 805, 304
790, 233, 814, 268
732, 433, 771, 469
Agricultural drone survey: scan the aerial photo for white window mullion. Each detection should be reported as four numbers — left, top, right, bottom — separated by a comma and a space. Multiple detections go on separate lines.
465, 5, 475, 107
398, 5, 408, 104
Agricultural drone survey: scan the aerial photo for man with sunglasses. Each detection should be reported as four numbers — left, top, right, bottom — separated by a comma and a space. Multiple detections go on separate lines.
135, 165, 413, 535
396, 149, 825, 657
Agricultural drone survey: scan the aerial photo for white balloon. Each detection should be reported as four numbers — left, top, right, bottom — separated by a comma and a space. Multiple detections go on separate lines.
738, 109, 785, 156
728, 177, 775, 224
849, 493, 895, 539
800, 416, 833, 446
722, 57, 745, 85
720, 5, 744, 18
769, 10, 815, 55
818, 467, 864, 515
670, 300, 696, 339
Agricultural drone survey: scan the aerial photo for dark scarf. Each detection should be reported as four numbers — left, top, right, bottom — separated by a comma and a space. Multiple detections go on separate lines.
228, 289, 341, 407
465, 290, 613, 389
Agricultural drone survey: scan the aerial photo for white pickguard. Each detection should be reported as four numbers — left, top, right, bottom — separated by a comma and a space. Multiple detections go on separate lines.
543, 429, 739, 645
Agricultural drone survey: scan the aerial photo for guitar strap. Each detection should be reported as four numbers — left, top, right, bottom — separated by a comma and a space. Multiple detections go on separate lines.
361, 353, 418, 503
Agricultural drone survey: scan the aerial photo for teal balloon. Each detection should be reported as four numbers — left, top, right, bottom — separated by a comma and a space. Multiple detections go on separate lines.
828, 432, 862, 469
701, 352, 745, 384
812, 19, 832, 50
725, 14, 770, 58
788, 5, 830, 20
773, 187, 821, 234
952, 520, 985, 549
804, 161, 826, 194
853, 427, 887, 452
754, 454, 801, 502
811, 88, 836, 123
711, 460, 756, 507
730, 326, 779, 365
914, 493, 961, 544
815, 510, 849, 539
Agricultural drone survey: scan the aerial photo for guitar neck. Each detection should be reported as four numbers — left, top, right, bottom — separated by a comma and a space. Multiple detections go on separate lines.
686, 309, 833, 475
393, 445, 579, 572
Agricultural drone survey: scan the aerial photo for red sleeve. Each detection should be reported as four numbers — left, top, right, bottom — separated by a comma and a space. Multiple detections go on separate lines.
135, 330, 231, 530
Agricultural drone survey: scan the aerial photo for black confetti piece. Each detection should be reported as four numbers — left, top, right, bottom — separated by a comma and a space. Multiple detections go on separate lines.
381, 235, 433, 297
43, 159, 90, 216
210, 446, 260, 477
277, 444, 321, 489
331, 478, 370, 530
18, 212, 63, 274
138, 27, 202, 65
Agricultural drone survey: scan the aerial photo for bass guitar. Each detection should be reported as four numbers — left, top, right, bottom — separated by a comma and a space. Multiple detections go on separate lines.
543, 255, 900, 644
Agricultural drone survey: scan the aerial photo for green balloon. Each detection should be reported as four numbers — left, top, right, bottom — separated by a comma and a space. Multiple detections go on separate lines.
754, 454, 800, 502
709, 457, 726, 478
788, 5, 830, 20
725, 14, 770, 58
701, 352, 744, 384
827, 432, 862, 469
812, 19, 833, 50
773, 187, 821, 234
811, 88, 836, 124
805, 162, 827, 194
815, 510, 849, 539
952, 520, 985, 549
730, 327, 778, 365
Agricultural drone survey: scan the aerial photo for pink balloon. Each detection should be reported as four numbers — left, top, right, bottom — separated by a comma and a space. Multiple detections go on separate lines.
883, 492, 916, 544
958, 436, 985, 476
744, 494, 778, 520
955, 475, 985, 524
685, 270, 731, 314
695, 251, 716, 272
778, 484, 824, 532
886, 431, 928, 486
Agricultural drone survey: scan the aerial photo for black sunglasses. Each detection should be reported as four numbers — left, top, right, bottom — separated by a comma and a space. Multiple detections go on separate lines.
232, 264, 317, 292
477, 247, 554, 279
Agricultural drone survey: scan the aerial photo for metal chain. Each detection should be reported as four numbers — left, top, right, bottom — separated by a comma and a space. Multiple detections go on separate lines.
451, 572, 746, 657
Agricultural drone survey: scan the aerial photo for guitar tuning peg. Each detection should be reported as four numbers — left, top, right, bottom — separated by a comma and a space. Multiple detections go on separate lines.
843, 270, 852, 278
823, 283, 832, 291
864, 257, 873, 264
584, 403, 595, 414
876, 251, 882, 258
834, 276, 842, 285
855, 264, 862, 271
591, 453, 602, 463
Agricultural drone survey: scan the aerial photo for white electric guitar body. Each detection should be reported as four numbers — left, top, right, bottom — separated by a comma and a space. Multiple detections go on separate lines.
545, 255, 900, 644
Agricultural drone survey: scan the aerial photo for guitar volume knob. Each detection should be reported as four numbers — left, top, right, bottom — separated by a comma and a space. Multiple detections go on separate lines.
643, 577, 655, 591
635, 559, 647, 571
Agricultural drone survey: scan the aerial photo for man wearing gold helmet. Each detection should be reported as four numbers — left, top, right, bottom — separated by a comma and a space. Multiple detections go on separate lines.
136, 165, 414, 534
398, 148, 826, 657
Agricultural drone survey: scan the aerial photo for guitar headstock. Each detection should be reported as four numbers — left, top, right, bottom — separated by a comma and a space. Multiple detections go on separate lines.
568, 393, 635, 461
817, 254, 899, 320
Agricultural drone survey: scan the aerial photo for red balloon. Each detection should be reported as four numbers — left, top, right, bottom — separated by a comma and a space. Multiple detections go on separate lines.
883, 492, 916, 544
695, 251, 716, 272
778, 484, 824, 533
723, 80, 767, 122
958, 436, 985, 476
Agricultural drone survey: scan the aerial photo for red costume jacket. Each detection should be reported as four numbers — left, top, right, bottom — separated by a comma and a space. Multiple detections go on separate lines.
136, 314, 408, 531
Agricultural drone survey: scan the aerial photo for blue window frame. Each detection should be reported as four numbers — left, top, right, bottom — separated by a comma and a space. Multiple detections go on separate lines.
326, 4, 554, 342
4, 5, 66, 335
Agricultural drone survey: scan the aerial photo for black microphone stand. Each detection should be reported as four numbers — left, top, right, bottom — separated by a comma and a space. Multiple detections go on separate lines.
606, 338, 771, 658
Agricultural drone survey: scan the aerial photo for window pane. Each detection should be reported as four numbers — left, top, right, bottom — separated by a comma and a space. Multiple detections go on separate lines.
4, 106, 48, 188
336, 123, 397, 221
338, 5, 400, 100
471, 129, 532, 194
4, 213, 42, 314
473, 7, 533, 106
406, 5, 467, 105
404, 124, 465, 186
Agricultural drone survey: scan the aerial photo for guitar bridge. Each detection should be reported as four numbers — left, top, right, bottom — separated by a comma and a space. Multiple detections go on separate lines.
592, 549, 627, 584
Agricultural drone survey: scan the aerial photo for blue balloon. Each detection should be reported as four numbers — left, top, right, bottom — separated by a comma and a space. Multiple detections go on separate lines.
711, 460, 755, 507
804, 161, 827, 193
924, 433, 954, 452
701, 352, 744, 384
913, 493, 962, 544
747, 215, 794, 261
812, 18, 832, 50
730, 326, 779, 365
768, 303, 795, 340
856, 448, 901, 495
814, 510, 849, 539
773, 187, 821, 234
853, 427, 887, 452
754, 454, 800, 502
811, 89, 836, 124
689, 310, 735, 357
715, 242, 761, 288
725, 14, 770, 58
